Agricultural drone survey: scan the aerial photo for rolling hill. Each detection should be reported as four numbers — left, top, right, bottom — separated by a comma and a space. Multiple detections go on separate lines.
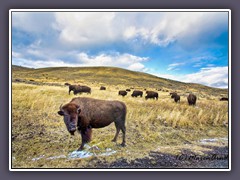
12, 65, 228, 97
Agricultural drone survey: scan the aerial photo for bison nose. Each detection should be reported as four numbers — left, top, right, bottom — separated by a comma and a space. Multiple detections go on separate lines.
69, 127, 76, 135
70, 127, 76, 132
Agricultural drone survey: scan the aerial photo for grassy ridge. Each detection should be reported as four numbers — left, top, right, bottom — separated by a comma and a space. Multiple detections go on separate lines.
12, 65, 228, 97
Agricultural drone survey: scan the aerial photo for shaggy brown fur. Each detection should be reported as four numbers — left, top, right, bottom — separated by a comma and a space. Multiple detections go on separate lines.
64, 82, 71, 86
220, 97, 228, 101
73, 86, 91, 95
187, 93, 197, 105
58, 97, 127, 151
145, 91, 158, 100
118, 90, 127, 97
131, 90, 143, 97
170, 92, 177, 97
68, 84, 79, 95
100, 86, 106, 90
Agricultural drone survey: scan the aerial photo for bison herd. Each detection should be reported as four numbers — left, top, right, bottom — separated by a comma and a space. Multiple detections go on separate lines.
59, 83, 227, 151
65, 83, 217, 106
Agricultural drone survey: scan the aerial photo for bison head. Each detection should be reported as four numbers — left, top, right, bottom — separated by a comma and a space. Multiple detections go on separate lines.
57, 103, 81, 135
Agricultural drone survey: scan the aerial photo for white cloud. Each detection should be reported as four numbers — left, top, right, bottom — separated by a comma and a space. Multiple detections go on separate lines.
12, 51, 23, 58
127, 63, 145, 71
54, 12, 117, 46
51, 11, 228, 48
150, 66, 228, 88
167, 62, 185, 71
75, 52, 148, 71
184, 66, 228, 88
12, 51, 149, 71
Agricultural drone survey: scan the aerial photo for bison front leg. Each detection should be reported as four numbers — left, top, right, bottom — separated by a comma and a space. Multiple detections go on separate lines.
77, 127, 92, 151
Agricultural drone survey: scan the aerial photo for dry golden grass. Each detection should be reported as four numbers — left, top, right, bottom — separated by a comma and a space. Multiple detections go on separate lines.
11, 82, 228, 168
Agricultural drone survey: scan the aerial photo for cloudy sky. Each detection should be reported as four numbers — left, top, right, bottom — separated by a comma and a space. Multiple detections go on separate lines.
11, 10, 229, 88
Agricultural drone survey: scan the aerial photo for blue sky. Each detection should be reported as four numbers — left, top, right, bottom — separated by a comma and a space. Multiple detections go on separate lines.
11, 11, 229, 88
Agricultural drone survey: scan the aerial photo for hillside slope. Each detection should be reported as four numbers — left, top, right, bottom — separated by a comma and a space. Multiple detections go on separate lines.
12, 65, 228, 97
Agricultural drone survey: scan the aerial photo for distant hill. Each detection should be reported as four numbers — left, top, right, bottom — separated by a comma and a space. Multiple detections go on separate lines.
12, 65, 228, 97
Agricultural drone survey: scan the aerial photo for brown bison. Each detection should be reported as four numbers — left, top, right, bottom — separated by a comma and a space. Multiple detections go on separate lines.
64, 82, 71, 86
100, 86, 106, 90
220, 97, 228, 101
57, 97, 127, 151
131, 90, 143, 97
126, 89, 131, 92
171, 93, 180, 103
119, 90, 127, 97
145, 91, 158, 100
73, 86, 91, 95
170, 92, 177, 96
187, 93, 197, 105
69, 85, 79, 95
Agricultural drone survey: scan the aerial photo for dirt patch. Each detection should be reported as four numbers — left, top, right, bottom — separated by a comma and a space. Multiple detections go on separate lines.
89, 146, 228, 169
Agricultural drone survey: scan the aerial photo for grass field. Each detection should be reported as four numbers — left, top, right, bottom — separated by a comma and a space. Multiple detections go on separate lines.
11, 66, 229, 168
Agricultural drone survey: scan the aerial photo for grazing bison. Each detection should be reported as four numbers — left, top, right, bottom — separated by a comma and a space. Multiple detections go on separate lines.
131, 90, 143, 97
126, 89, 131, 92
64, 82, 71, 86
100, 86, 106, 90
69, 85, 79, 95
170, 92, 177, 96
145, 91, 158, 100
171, 93, 180, 103
119, 90, 127, 97
73, 86, 91, 95
220, 97, 228, 101
187, 93, 197, 105
57, 97, 127, 151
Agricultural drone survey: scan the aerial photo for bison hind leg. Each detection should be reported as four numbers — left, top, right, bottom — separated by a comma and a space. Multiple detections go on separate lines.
112, 124, 120, 142
120, 125, 126, 147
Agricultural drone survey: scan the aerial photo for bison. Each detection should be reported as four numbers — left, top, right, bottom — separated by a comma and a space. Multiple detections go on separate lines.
187, 93, 197, 105
145, 91, 158, 100
126, 89, 131, 92
171, 93, 180, 103
100, 86, 106, 90
69, 85, 79, 95
131, 90, 143, 97
220, 97, 228, 101
119, 90, 127, 97
170, 92, 177, 96
57, 97, 127, 151
73, 86, 91, 95
64, 82, 71, 86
